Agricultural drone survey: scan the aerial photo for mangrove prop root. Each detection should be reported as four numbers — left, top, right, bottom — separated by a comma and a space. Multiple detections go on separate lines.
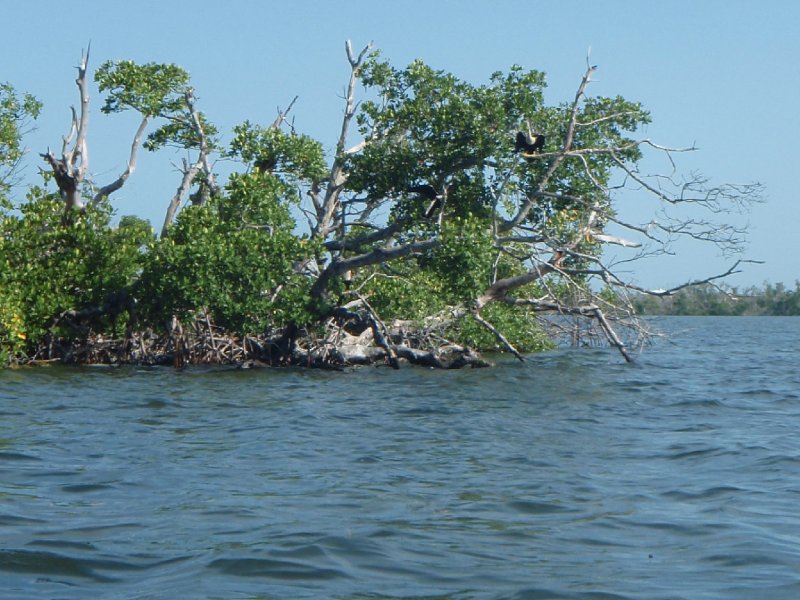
25, 313, 492, 370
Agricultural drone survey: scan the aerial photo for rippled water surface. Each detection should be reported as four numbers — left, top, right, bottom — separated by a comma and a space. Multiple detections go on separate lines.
2, 316, 800, 599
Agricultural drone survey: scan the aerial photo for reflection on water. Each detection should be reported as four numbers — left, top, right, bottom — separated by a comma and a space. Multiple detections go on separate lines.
1, 317, 800, 599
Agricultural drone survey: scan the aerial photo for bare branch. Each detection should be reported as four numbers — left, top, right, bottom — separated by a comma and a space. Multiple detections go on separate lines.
323, 218, 408, 252
500, 296, 633, 362
590, 231, 641, 248
311, 237, 436, 301
471, 311, 525, 361
352, 292, 400, 369
346, 39, 373, 67
603, 259, 763, 297
162, 158, 202, 237
593, 308, 633, 362
503, 63, 597, 231
41, 149, 82, 210
61, 106, 78, 157
73, 46, 91, 180
43, 47, 93, 213
344, 139, 367, 155
91, 115, 150, 206
576, 111, 642, 127
313, 41, 372, 239
476, 257, 562, 309
270, 95, 299, 130
184, 89, 217, 198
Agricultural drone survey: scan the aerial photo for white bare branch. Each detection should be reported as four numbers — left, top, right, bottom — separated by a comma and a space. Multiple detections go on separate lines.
73, 45, 91, 181
43, 46, 156, 214
162, 158, 202, 237
91, 115, 150, 206
313, 40, 372, 240
270, 95, 299, 130
61, 106, 78, 157
184, 89, 217, 198
503, 63, 597, 231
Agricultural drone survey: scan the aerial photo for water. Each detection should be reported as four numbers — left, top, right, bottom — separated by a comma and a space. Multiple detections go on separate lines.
1, 316, 799, 599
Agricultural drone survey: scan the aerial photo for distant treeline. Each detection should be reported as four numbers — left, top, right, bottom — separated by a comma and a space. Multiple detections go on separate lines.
633, 282, 800, 316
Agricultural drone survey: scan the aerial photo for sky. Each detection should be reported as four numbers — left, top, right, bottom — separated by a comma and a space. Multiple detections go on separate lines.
2, 0, 797, 290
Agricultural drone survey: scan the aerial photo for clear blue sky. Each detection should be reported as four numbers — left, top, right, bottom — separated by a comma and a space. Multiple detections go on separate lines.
3, 0, 797, 290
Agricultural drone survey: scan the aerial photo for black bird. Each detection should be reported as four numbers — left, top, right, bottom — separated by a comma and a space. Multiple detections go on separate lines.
408, 184, 444, 218
254, 155, 277, 174
514, 131, 545, 154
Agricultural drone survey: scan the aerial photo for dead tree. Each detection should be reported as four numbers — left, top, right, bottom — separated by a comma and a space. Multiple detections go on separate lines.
41, 47, 149, 215
311, 40, 372, 241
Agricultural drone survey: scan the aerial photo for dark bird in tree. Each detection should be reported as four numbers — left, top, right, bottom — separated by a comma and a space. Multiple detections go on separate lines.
408, 184, 444, 218
254, 155, 277, 174
514, 131, 546, 154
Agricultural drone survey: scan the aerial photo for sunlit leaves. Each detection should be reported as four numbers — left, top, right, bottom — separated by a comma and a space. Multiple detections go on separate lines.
0, 191, 152, 356
0, 82, 42, 163
1, 50, 669, 362
95, 60, 219, 153
446, 302, 554, 353
145, 111, 219, 152
357, 266, 446, 323
332, 55, 659, 351
347, 57, 548, 214
136, 172, 317, 333
0, 83, 41, 202
428, 216, 496, 303
95, 61, 189, 116
228, 122, 328, 186
222, 172, 296, 227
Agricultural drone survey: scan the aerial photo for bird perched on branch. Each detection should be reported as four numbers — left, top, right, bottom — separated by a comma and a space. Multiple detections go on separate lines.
514, 131, 546, 155
254, 155, 277, 174
408, 184, 445, 218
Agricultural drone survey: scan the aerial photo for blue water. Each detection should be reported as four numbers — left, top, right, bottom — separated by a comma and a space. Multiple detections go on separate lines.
1, 317, 799, 599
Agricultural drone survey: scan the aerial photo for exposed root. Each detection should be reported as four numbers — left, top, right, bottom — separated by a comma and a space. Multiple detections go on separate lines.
26, 310, 492, 370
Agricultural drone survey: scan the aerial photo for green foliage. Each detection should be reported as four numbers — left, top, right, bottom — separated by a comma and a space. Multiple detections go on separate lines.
333, 55, 656, 353
95, 61, 190, 116
228, 121, 328, 185
0, 82, 42, 202
0, 190, 152, 361
756, 282, 800, 315
448, 303, 554, 353
347, 58, 546, 215
145, 111, 218, 152
136, 172, 317, 333
344, 54, 650, 263
95, 60, 219, 152
357, 263, 447, 322
0, 289, 26, 365
427, 216, 496, 303
0, 49, 701, 366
